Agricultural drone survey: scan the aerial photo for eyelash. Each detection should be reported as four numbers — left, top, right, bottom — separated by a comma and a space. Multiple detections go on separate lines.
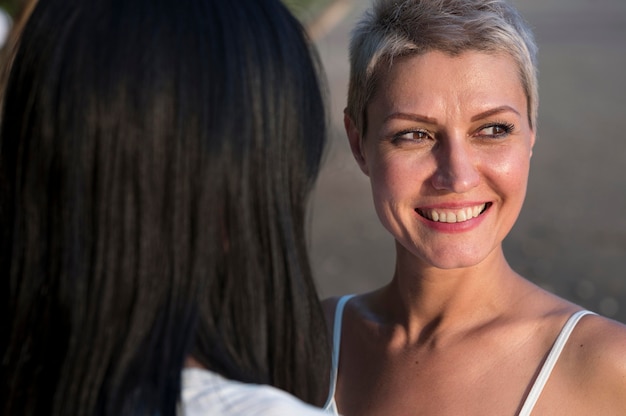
476, 122, 515, 138
391, 128, 433, 143
390, 121, 516, 144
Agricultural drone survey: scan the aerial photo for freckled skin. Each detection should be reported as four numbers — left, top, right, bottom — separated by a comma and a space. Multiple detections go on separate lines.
349, 51, 535, 270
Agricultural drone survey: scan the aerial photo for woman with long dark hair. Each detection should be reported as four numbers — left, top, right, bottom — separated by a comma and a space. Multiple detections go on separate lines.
0, 0, 330, 414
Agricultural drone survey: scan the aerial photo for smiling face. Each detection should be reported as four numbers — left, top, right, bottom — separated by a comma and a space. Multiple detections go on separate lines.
346, 50, 535, 270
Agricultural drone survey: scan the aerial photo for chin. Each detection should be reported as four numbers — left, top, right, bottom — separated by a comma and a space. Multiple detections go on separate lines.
399, 240, 497, 271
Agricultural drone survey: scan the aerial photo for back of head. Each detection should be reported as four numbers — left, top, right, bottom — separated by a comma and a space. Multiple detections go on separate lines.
347, 0, 538, 134
0, 0, 327, 414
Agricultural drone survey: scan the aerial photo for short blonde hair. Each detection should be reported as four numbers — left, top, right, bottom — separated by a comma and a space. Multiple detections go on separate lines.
347, 0, 538, 134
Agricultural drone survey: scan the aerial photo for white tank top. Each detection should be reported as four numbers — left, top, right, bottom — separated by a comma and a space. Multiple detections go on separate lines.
323, 294, 595, 415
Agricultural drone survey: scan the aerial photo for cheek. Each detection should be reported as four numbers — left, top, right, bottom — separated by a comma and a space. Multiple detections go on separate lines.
487, 147, 532, 199
367, 153, 435, 225
369, 153, 423, 201
368, 159, 415, 235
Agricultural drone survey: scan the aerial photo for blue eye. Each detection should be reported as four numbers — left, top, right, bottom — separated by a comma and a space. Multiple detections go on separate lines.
477, 122, 515, 138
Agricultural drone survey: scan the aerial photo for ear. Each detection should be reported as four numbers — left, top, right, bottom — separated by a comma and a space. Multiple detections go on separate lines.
344, 110, 369, 176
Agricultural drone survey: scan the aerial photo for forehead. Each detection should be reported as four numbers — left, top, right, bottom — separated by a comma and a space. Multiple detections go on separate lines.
369, 50, 528, 122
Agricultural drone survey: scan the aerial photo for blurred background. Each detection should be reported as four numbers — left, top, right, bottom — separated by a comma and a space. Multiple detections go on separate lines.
1, 0, 624, 323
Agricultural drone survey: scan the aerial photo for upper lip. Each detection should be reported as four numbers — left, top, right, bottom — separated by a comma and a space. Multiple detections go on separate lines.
416, 200, 489, 210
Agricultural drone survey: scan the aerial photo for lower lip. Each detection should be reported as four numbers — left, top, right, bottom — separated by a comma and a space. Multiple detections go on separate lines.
415, 206, 490, 233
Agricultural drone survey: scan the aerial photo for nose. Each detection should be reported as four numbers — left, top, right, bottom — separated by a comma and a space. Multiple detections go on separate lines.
430, 138, 480, 193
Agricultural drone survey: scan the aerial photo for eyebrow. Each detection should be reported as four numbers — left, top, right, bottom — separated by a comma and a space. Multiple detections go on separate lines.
384, 112, 438, 124
383, 105, 521, 125
470, 105, 521, 121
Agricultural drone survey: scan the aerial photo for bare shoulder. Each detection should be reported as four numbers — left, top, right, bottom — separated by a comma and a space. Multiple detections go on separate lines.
323, 292, 379, 322
574, 313, 626, 366
564, 313, 626, 410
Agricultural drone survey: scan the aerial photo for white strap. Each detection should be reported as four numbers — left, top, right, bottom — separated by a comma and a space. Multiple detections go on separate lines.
518, 310, 596, 416
323, 294, 356, 413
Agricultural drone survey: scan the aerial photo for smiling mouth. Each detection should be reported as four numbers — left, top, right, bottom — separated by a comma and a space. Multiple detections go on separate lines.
416, 203, 491, 224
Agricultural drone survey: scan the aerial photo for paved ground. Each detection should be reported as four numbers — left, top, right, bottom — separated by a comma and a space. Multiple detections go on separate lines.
309, 0, 626, 323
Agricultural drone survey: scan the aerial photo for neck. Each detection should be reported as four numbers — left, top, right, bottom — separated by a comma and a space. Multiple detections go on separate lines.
377, 243, 523, 343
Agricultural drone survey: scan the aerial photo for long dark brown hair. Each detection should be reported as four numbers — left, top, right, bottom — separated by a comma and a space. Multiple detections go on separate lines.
0, 0, 329, 414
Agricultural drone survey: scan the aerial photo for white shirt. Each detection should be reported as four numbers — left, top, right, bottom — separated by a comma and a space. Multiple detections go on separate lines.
181, 368, 329, 416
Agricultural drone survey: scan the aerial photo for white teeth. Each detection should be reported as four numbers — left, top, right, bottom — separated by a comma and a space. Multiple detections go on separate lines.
421, 203, 486, 223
